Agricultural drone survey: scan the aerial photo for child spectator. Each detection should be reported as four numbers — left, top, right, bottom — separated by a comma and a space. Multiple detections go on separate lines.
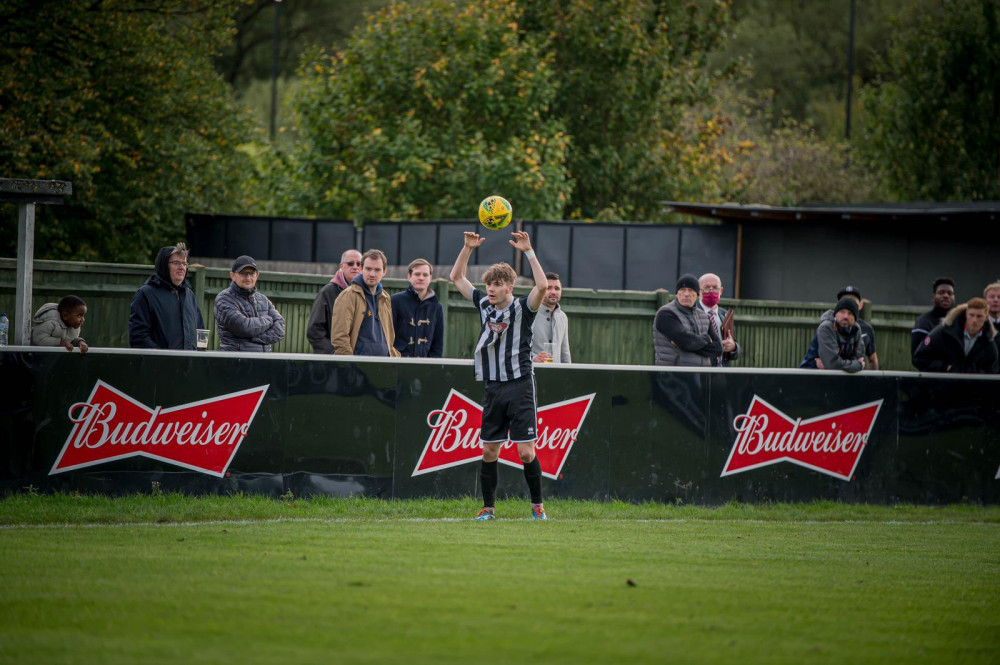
31, 295, 89, 353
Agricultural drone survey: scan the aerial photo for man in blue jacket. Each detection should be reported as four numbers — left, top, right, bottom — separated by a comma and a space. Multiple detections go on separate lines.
129, 242, 204, 350
391, 258, 444, 358
214, 255, 286, 352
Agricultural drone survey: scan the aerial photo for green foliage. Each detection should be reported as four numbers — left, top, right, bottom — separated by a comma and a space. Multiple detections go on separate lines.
285, 0, 740, 223
715, 0, 912, 141
0, 1, 260, 262
288, 0, 573, 221
710, 86, 881, 205
520, 0, 734, 219
860, 0, 1000, 201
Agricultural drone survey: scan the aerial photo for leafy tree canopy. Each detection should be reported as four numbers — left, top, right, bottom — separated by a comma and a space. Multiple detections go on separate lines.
860, 0, 1000, 201
288, 0, 574, 221
282, 0, 737, 223
1, 0, 259, 262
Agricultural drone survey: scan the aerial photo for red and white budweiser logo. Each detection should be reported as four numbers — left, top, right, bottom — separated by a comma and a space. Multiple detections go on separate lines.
722, 395, 883, 480
412, 389, 595, 478
50, 381, 269, 477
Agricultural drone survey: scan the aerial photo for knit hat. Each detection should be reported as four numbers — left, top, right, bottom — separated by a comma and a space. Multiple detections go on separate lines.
675, 274, 700, 293
834, 296, 859, 320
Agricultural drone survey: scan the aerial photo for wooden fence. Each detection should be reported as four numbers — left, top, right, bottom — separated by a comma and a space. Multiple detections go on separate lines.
0, 258, 925, 370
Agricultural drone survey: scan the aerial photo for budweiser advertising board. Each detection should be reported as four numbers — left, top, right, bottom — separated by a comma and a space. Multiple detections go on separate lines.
413, 389, 596, 479
722, 395, 884, 480
50, 381, 269, 477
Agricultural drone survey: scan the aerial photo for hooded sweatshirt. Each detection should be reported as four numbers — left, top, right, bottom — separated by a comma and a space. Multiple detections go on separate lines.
128, 247, 205, 350
803, 309, 866, 373
31, 303, 83, 347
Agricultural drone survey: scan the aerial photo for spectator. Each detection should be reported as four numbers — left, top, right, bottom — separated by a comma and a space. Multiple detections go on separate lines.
531, 272, 571, 364
31, 295, 89, 354
800, 296, 867, 373
698, 272, 740, 366
129, 242, 204, 350
913, 298, 998, 373
392, 258, 444, 358
911, 277, 955, 361
332, 249, 400, 357
802, 286, 878, 370
214, 255, 285, 352
653, 274, 722, 367
984, 280, 1000, 360
306, 249, 364, 354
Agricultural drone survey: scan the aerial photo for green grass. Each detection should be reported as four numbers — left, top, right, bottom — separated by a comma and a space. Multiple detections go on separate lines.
1, 495, 998, 664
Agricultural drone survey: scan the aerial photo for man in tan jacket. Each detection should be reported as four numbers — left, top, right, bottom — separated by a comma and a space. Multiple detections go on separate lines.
331, 248, 400, 357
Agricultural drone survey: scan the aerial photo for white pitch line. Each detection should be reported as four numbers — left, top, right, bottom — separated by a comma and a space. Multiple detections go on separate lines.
1, 517, 997, 530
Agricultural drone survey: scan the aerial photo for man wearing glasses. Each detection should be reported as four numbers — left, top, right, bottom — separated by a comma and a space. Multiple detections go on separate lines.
306, 249, 364, 353
214, 255, 286, 352
698, 272, 740, 367
129, 242, 205, 350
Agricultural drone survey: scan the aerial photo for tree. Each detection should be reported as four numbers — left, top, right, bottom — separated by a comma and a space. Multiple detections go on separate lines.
860, 0, 1000, 200
0, 0, 259, 262
284, 0, 738, 223
517, 0, 733, 220
713, 0, 913, 142
289, 0, 573, 221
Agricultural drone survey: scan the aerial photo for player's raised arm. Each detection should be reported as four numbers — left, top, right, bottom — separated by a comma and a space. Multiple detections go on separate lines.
450, 231, 485, 301
510, 231, 547, 310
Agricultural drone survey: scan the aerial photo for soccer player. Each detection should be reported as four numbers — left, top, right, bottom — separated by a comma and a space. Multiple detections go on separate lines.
450, 230, 549, 520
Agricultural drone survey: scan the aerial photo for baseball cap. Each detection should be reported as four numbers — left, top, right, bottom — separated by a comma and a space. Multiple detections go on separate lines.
837, 285, 861, 300
232, 255, 258, 273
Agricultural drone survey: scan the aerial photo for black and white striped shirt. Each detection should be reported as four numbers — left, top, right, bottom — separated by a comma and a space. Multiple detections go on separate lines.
471, 288, 537, 382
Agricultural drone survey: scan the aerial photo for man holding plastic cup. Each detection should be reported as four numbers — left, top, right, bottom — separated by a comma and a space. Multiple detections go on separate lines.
531, 272, 571, 364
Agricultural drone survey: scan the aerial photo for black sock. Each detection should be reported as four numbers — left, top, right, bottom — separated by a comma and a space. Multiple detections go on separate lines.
480, 459, 498, 508
523, 456, 542, 505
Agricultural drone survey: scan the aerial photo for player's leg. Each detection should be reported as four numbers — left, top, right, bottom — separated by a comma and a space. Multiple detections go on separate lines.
476, 382, 506, 520
509, 377, 546, 519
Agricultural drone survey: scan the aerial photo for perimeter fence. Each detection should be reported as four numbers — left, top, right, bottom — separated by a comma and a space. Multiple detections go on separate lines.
0, 258, 924, 370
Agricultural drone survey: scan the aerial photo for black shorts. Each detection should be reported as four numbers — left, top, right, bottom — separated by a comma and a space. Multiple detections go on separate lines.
481, 375, 538, 444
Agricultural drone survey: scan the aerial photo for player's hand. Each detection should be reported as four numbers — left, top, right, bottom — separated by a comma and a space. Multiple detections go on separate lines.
463, 231, 485, 250
509, 231, 532, 253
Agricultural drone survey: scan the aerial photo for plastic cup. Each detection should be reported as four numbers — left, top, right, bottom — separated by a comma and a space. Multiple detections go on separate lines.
196, 329, 210, 350
544, 343, 555, 363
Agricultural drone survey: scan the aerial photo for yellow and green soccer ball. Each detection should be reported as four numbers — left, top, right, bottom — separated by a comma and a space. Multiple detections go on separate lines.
478, 195, 513, 231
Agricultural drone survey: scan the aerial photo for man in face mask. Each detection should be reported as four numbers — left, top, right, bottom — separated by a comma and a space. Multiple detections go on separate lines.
800, 296, 867, 373
698, 273, 740, 367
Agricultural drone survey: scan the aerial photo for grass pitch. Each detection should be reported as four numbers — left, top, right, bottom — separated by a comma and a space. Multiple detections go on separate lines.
0, 495, 997, 664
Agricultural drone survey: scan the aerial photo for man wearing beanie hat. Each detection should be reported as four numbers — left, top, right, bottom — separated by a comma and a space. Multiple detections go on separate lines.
653, 274, 722, 366
799, 295, 867, 373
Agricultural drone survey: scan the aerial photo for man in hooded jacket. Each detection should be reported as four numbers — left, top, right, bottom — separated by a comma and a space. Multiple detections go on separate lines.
129, 242, 204, 350
799, 297, 867, 373
913, 298, 998, 373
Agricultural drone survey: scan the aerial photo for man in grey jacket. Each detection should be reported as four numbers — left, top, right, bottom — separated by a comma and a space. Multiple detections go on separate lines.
214, 255, 286, 352
800, 296, 867, 373
531, 272, 571, 363
653, 274, 722, 366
